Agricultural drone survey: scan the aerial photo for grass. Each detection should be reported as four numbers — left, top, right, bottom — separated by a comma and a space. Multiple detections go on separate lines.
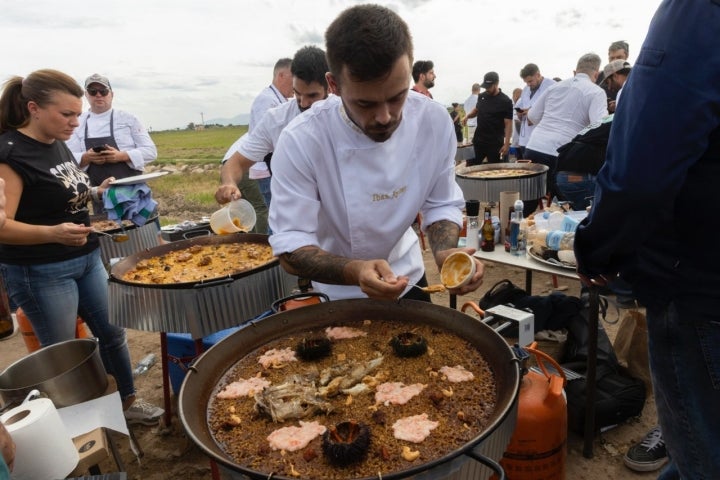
147, 127, 248, 224
151, 126, 247, 164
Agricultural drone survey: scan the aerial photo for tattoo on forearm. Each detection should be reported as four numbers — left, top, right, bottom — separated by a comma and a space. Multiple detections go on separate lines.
280, 247, 353, 285
426, 220, 460, 256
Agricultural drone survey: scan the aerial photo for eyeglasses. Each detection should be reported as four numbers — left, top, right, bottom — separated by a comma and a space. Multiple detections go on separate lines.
87, 88, 110, 97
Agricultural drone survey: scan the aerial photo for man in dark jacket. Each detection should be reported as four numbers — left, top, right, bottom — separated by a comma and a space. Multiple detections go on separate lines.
574, 1, 720, 478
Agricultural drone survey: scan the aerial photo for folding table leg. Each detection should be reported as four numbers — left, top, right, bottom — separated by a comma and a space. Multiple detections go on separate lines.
582, 287, 600, 458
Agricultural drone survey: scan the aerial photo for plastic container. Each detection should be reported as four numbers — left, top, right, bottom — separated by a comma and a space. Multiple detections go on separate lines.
440, 252, 476, 289
133, 353, 157, 376
210, 199, 256, 235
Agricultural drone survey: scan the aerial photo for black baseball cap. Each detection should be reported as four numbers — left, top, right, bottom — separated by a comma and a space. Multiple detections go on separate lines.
481, 71, 499, 88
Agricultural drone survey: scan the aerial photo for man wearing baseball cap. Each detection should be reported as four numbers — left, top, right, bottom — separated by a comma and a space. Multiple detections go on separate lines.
603, 60, 632, 112
66, 73, 158, 214
462, 71, 513, 166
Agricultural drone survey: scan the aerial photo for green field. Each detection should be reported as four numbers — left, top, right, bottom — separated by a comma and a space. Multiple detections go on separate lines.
147, 126, 249, 224
151, 125, 247, 164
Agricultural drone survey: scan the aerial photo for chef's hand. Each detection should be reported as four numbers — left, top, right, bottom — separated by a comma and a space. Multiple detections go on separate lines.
55, 222, 92, 247
215, 184, 242, 205
434, 247, 485, 295
86, 148, 109, 165
100, 145, 130, 164
351, 259, 409, 300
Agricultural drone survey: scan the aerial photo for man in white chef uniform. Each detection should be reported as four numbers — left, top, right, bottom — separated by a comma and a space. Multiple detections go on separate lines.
268, 4, 484, 301
215, 46, 330, 205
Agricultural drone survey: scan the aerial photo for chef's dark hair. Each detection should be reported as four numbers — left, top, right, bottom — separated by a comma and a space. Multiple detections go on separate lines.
292, 45, 329, 89
325, 4, 413, 84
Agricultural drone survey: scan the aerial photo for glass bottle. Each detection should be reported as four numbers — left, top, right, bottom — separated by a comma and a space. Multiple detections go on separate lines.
465, 200, 480, 250
480, 206, 495, 252
504, 205, 515, 252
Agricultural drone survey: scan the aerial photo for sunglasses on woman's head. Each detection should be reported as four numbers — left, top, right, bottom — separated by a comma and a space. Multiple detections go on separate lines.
87, 88, 110, 96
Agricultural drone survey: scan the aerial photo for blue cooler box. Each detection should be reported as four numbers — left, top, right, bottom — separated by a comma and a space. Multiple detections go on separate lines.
166, 326, 240, 395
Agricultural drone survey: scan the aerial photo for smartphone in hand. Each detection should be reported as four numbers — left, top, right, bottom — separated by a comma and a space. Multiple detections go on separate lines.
92, 146, 108, 153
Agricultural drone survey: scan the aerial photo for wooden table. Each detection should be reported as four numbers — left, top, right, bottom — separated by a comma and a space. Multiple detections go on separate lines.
467, 248, 602, 458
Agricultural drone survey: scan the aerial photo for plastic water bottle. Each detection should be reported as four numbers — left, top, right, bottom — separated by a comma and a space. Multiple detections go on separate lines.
510, 200, 525, 256
133, 353, 157, 376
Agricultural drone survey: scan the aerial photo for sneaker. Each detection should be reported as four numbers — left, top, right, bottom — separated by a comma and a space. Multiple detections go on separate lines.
624, 426, 668, 472
124, 398, 164, 426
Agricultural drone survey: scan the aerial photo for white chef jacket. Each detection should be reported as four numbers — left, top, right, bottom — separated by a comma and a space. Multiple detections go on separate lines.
269, 92, 465, 300
515, 76, 555, 147
526, 73, 608, 156
248, 84, 289, 179
463, 93, 478, 127
222, 99, 304, 163
66, 109, 157, 171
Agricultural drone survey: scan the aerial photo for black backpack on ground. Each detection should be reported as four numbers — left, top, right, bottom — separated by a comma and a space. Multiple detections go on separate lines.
478, 279, 646, 434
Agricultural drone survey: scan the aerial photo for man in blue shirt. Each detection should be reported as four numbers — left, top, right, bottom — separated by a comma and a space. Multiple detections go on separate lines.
575, 1, 720, 478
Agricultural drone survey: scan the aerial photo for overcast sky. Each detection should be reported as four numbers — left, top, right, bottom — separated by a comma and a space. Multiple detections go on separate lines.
2, 0, 661, 131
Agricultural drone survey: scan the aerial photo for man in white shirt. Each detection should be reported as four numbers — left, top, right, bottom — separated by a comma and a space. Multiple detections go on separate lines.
514, 63, 555, 160
66, 74, 157, 213
525, 53, 608, 200
268, 4, 483, 301
238, 57, 292, 233
463, 83, 480, 144
215, 46, 330, 205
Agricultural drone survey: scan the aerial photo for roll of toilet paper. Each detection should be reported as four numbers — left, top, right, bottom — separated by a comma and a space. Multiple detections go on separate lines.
0, 398, 78, 480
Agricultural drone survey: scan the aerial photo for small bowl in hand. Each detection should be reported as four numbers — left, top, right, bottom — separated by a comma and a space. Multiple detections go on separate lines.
440, 252, 476, 289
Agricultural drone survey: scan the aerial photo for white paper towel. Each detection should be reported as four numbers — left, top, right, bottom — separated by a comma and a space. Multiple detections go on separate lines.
0, 398, 78, 480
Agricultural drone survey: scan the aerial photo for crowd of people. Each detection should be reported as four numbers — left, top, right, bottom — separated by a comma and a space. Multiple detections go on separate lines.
1, 1, 717, 479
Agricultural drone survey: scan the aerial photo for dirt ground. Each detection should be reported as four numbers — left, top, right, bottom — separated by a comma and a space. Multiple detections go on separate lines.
0, 220, 659, 479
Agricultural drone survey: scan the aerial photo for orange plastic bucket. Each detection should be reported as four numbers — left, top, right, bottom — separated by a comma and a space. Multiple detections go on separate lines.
15, 307, 92, 353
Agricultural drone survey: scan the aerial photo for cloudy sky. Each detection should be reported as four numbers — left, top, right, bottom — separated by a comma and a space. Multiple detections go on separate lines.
3, 0, 661, 131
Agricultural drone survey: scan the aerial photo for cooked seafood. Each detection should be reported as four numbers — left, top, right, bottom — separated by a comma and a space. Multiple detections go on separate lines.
255, 374, 334, 422
267, 421, 327, 452
318, 356, 384, 397
392, 414, 439, 443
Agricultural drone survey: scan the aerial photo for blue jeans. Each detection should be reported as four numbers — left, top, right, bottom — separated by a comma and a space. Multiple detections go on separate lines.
555, 171, 596, 211
523, 149, 557, 199
649, 300, 720, 479
1, 250, 135, 400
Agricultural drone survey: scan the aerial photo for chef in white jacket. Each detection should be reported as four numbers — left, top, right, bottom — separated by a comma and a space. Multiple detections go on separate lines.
268, 4, 484, 301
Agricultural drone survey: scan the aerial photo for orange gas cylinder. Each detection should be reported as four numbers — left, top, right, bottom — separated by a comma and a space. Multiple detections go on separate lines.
493, 343, 567, 480
15, 307, 92, 353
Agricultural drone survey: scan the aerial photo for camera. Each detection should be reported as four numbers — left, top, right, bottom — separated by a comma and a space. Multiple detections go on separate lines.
92, 146, 108, 153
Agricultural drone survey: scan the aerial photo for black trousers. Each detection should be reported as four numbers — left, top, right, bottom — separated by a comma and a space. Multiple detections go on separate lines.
469, 142, 504, 166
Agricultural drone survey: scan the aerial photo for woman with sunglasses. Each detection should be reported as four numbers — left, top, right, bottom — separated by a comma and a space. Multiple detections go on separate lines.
0, 69, 163, 425
66, 73, 157, 213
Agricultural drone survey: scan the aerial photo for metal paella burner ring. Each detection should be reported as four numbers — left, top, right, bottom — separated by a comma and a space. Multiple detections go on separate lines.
454, 162, 548, 204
